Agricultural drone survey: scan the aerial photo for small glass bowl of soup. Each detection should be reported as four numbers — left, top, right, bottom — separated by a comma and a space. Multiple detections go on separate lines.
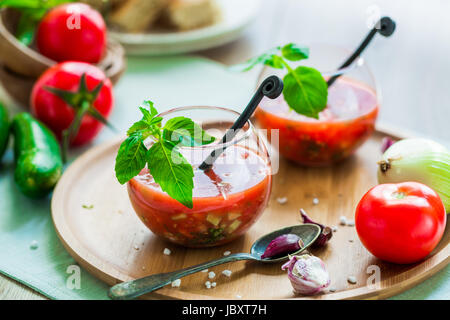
255, 44, 380, 166
127, 106, 272, 247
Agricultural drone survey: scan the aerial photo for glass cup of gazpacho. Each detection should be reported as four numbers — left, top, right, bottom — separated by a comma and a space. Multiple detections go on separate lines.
127, 106, 272, 247
255, 44, 380, 166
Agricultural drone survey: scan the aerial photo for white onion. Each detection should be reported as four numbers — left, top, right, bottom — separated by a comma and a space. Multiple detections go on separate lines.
377, 138, 450, 212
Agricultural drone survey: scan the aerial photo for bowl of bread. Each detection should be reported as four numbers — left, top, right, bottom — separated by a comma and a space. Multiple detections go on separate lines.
83, 0, 261, 55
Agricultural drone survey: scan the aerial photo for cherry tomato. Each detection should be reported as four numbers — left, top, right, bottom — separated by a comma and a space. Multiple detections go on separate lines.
355, 182, 446, 264
31, 61, 114, 147
36, 3, 107, 63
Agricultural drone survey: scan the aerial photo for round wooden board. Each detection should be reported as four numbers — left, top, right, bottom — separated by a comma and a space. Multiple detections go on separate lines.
51, 129, 449, 300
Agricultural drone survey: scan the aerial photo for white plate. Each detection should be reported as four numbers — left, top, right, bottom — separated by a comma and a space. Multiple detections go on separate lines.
109, 0, 261, 56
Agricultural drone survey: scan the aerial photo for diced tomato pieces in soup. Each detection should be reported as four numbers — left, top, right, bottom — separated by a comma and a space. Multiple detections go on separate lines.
128, 146, 271, 247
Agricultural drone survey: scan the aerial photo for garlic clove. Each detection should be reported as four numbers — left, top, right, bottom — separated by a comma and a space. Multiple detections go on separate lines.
300, 209, 333, 248
261, 234, 304, 259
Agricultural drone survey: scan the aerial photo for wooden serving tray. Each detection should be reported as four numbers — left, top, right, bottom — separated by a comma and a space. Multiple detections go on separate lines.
51, 127, 449, 300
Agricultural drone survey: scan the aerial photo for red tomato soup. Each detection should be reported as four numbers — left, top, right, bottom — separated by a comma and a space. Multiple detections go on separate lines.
128, 145, 272, 247
256, 77, 379, 166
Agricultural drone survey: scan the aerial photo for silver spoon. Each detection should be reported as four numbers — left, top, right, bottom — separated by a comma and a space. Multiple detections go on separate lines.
108, 223, 321, 300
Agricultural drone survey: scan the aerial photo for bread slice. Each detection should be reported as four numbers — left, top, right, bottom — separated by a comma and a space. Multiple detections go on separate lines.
80, 0, 104, 10
108, 0, 171, 32
80, 0, 123, 13
164, 0, 218, 30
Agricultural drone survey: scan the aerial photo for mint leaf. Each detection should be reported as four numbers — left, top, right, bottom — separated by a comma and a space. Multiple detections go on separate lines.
147, 141, 194, 208
150, 117, 162, 126
230, 47, 283, 72
127, 118, 162, 137
141, 100, 157, 116
283, 66, 328, 119
128, 100, 162, 137
139, 107, 153, 122
264, 55, 285, 69
163, 116, 215, 147
281, 43, 309, 61
115, 133, 148, 184
127, 120, 148, 136
138, 100, 158, 122
139, 108, 155, 123
231, 44, 308, 71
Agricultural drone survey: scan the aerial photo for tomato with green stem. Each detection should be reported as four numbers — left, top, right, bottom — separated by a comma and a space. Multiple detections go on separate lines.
355, 182, 446, 264
30, 61, 114, 161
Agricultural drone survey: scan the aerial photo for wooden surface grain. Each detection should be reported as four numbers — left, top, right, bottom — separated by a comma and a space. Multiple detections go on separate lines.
1, 0, 449, 299
49, 132, 449, 300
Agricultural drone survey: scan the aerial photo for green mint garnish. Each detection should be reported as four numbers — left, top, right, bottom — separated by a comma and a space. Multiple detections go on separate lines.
115, 132, 148, 184
281, 43, 309, 61
114, 101, 215, 208
232, 43, 328, 119
147, 140, 194, 208
163, 116, 215, 147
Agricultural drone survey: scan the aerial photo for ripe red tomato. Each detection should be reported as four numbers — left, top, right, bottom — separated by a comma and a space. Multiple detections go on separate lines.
355, 182, 446, 264
36, 3, 106, 63
31, 61, 114, 147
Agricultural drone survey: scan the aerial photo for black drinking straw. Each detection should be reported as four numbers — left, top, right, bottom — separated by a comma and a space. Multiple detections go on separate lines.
198, 75, 283, 171
327, 16, 396, 87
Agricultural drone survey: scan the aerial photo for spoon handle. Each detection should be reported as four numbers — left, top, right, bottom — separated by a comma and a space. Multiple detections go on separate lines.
108, 253, 257, 300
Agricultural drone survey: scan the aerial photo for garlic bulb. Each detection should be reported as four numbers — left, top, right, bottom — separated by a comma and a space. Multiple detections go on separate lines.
281, 254, 330, 295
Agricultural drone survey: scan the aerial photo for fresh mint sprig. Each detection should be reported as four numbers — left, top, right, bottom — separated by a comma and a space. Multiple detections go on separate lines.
114, 101, 216, 209
232, 43, 328, 119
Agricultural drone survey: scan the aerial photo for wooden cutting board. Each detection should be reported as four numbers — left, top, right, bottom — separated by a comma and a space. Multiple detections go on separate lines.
51, 126, 449, 300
